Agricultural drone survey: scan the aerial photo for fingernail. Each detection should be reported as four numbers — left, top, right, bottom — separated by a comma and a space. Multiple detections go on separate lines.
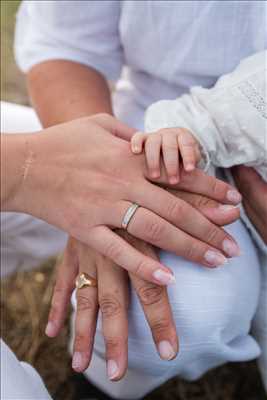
132, 146, 140, 154
151, 171, 160, 179
218, 204, 238, 212
72, 352, 83, 371
107, 360, 119, 380
226, 190, 242, 204
153, 269, 176, 285
222, 239, 241, 257
185, 163, 194, 171
169, 176, 179, 184
158, 341, 176, 360
45, 321, 56, 337
204, 250, 228, 266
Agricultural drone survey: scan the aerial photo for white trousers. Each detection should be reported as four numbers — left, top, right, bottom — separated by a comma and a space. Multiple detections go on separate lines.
1, 102, 266, 400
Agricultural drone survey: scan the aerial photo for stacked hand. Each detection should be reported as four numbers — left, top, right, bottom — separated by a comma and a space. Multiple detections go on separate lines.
42, 115, 243, 380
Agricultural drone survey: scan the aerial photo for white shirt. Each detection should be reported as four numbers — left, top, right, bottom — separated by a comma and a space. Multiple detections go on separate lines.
145, 50, 267, 254
145, 51, 267, 180
15, 0, 267, 130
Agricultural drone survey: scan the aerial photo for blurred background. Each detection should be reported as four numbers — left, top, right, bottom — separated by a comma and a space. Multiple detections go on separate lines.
1, 1, 266, 399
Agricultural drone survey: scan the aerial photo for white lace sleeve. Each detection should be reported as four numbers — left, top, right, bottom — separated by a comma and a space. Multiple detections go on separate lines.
145, 51, 267, 180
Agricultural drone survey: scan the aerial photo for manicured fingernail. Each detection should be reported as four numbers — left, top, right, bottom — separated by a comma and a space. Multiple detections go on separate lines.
204, 250, 228, 266
72, 352, 83, 371
222, 239, 241, 257
107, 360, 119, 380
218, 204, 238, 212
169, 176, 179, 184
226, 190, 242, 203
45, 321, 56, 337
153, 269, 176, 285
158, 341, 176, 360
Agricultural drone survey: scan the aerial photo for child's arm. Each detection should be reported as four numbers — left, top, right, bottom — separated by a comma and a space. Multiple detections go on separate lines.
145, 51, 267, 175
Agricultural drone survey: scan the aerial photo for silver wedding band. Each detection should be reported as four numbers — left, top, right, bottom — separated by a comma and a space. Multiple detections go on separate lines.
121, 203, 140, 230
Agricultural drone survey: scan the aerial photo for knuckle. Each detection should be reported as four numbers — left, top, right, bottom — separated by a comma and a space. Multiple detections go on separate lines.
103, 241, 122, 261
183, 241, 199, 261
54, 281, 72, 296
99, 296, 122, 318
210, 179, 225, 198
137, 284, 164, 306
166, 200, 183, 222
194, 195, 215, 209
205, 226, 222, 244
144, 220, 165, 243
104, 336, 123, 350
74, 333, 87, 348
150, 317, 172, 334
76, 294, 95, 312
134, 258, 151, 277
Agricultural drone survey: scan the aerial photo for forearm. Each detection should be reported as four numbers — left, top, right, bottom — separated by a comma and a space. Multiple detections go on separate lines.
27, 60, 113, 127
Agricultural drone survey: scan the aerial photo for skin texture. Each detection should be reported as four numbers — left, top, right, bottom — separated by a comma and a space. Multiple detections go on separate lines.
48, 194, 240, 380
131, 127, 201, 184
26, 60, 243, 379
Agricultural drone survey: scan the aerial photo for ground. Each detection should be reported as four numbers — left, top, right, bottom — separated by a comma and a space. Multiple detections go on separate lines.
1, 1, 266, 399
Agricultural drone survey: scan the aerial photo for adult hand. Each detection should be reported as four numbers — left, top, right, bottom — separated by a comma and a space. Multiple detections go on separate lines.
232, 166, 267, 244
4, 114, 242, 285
46, 189, 239, 380
46, 234, 178, 380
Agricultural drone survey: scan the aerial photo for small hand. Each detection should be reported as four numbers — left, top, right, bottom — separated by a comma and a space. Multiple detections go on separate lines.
131, 128, 201, 184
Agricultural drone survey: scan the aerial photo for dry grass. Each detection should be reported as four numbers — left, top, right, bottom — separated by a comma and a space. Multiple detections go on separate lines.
1, 262, 266, 400
1, 1, 266, 399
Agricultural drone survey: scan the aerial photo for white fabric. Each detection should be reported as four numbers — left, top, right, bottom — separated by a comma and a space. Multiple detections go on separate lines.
145, 51, 267, 179
13, 1, 267, 397
1, 102, 264, 398
0, 340, 52, 400
72, 220, 261, 399
145, 50, 267, 255
144, 50, 267, 390
15, 1, 267, 130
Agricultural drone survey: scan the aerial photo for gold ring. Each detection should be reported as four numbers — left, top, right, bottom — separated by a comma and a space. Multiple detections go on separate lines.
75, 273, 97, 289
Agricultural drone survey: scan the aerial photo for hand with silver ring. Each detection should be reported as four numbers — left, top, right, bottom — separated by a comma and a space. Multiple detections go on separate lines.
46, 188, 240, 380
4, 114, 243, 285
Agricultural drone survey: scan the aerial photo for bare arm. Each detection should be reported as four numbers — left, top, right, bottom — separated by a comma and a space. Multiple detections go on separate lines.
27, 60, 113, 127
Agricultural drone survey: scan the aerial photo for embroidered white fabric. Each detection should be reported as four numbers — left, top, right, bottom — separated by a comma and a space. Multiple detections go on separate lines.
145, 51, 267, 253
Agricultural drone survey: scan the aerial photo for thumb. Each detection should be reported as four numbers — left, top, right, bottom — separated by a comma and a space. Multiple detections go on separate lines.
90, 113, 137, 141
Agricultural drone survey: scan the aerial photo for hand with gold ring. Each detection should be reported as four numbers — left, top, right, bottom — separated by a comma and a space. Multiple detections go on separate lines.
45, 185, 240, 380
46, 235, 178, 380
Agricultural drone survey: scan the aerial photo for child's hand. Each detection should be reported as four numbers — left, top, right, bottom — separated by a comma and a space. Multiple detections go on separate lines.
131, 128, 201, 184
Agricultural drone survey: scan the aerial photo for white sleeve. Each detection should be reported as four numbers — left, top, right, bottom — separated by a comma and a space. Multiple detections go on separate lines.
145, 51, 267, 175
15, 0, 123, 82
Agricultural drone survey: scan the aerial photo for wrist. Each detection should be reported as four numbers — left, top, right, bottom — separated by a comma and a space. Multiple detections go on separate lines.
1, 133, 39, 213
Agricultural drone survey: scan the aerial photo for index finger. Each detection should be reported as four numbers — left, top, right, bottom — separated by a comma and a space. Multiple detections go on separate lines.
148, 168, 242, 205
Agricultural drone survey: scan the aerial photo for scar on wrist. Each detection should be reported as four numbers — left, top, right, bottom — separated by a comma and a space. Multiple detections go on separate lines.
22, 143, 35, 182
